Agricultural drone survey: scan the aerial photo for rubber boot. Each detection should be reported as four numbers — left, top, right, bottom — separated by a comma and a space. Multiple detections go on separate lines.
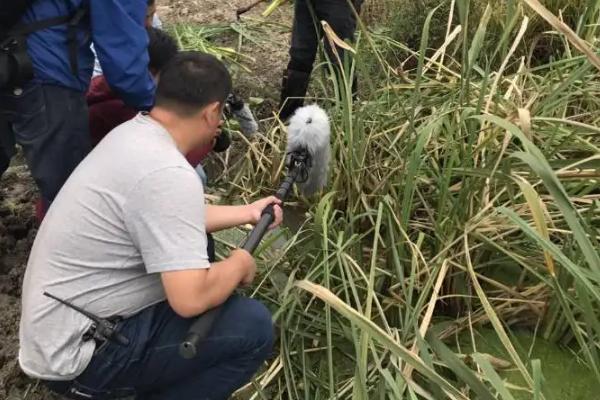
278, 69, 312, 121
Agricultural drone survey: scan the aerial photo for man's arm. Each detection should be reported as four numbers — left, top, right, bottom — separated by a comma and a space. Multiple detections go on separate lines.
160, 249, 255, 318
205, 205, 252, 233
89, 0, 155, 110
205, 197, 283, 233
123, 168, 282, 318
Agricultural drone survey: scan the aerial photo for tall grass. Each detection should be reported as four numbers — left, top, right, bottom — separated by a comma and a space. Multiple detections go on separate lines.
212, 1, 600, 398
170, 23, 254, 71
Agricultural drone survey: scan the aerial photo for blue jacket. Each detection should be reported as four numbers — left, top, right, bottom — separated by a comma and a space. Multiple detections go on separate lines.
22, 0, 155, 110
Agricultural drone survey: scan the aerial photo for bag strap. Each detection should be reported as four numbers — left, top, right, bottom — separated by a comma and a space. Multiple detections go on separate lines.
7, 7, 88, 75
66, 8, 88, 75
8, 15, 72, 37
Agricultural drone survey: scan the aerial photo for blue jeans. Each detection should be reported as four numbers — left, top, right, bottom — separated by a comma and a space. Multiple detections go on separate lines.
0, 83, 91, 203
44, 296, 274, 400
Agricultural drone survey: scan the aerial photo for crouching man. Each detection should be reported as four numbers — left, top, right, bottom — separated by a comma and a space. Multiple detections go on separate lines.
18, 51, 282, 400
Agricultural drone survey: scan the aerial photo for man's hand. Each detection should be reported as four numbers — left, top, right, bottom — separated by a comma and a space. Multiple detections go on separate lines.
230, 248, 256, 286
247, 196, 284, 229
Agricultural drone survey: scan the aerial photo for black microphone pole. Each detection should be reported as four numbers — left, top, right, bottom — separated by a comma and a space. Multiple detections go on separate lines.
179, 150, 309, 359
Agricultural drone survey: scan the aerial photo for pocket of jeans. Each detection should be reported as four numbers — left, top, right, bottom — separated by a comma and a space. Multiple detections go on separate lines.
8, 84, 49, 140
92, 339, 112, 357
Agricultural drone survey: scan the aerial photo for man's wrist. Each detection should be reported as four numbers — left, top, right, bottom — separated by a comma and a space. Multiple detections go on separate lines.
243, 204, 256, 225
230, 249, 253, 278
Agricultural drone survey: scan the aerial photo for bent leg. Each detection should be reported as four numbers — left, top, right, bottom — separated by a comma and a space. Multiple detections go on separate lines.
44, 297, 273, 400
138, 297, 274, 399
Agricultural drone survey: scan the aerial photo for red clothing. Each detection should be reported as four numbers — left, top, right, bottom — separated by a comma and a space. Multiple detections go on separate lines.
87, 76, 138, 147
86, 76, 213, 164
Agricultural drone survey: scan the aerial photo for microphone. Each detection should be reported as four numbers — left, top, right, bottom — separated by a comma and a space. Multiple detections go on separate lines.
179, 105, 331, 359
286, 104, 331, 196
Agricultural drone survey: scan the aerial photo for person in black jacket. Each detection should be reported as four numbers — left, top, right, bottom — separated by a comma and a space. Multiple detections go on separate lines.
279, 0, 363, 120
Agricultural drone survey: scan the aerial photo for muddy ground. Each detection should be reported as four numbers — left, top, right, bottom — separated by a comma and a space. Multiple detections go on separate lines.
0, 1, 294, 398
0, 162, 51, 400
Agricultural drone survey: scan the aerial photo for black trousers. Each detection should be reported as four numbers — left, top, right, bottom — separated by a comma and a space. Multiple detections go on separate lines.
288, 0, 364, 74
0, 83, 91, 204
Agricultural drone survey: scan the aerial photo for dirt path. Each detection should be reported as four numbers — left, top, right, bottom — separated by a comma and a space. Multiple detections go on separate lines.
0, 1, 293, 399
160, 0, 293, 116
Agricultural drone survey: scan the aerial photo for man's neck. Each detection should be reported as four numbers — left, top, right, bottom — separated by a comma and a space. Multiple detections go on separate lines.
148, 108, 196, 154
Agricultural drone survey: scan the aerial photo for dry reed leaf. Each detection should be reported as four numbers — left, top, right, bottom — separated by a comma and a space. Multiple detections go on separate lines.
484, 17, 529, 115
462, 353, 513, 370
424, 25, 463, 75
464, 233, 535, 388
238, 357, 283, 399
515, 176, 556, 276
295, 280, 470, 400
262, 0, 288, 17
518, 108, 532, 140
523, 0, 600, 71
403, 260, 451, 379
321, 21, 356, 54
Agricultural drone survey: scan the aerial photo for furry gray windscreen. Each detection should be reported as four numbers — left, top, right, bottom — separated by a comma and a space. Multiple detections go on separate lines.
286, 104, 331, 196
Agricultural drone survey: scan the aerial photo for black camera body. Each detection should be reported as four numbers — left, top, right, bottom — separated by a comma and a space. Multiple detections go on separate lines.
0, 1, 38, 89
0, 1, 87, 91
0, 35, 34, 90
213, 129, 231, 153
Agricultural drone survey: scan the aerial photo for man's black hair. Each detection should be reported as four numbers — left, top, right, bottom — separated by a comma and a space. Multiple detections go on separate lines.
155, 51, 232, 117
147, 0, 156, 6
147, 27, 178, 73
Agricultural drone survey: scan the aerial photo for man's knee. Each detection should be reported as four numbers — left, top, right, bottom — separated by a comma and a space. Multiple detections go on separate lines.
227, 297, 274, 354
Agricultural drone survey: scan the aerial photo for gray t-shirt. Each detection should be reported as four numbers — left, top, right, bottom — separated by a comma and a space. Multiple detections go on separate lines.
19, 113, 210, 380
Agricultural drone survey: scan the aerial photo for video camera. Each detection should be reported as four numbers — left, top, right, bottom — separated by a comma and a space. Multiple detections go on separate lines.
214, 93, 258, 153
0, 35, 33, 90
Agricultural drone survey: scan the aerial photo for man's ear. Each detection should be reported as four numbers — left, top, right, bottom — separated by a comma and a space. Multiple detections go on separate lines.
206, 101, 222, 121
197, 102, 220, 124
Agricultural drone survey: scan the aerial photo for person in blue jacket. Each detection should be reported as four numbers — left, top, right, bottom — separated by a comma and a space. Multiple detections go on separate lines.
0, 0, 155, 209
92, 0, 162, 77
